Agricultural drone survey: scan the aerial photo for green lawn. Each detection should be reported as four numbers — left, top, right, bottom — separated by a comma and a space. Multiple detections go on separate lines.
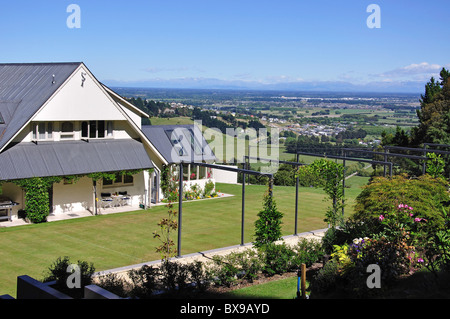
224, 276, 303, 299
0, 178, 367, 297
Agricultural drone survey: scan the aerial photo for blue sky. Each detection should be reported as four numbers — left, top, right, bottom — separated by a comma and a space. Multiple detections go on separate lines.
1, 0, 449, 92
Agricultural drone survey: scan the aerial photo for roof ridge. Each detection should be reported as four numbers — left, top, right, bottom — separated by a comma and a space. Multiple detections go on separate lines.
0, 62, 83, 66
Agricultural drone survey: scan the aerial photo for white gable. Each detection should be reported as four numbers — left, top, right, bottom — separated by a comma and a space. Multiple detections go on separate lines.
33, 65, 125, 121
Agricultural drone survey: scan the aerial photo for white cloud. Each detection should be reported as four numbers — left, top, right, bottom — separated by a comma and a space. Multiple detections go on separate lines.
376, 62, 446, 79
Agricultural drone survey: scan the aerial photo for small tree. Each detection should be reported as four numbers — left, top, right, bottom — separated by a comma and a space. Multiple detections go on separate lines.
427, 152, 445, 179
297, 159, 345, 228
254, 188, 283, 248
153, 202, 178, 260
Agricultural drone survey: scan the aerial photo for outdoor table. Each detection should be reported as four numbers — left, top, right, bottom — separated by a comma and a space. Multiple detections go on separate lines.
111, 195, 123, 207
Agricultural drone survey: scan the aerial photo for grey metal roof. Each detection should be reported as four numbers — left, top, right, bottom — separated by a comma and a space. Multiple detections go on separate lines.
0, 139, 153, 181
0, 63, 82, 151
141, 125, 216, 164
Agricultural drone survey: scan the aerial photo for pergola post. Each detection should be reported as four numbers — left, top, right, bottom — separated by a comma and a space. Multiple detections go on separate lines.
175, 162, 273, 254
93, 179, 98, 216
241, 167, 246, 246
177, 162, 183, 258
294, 153, 299, 236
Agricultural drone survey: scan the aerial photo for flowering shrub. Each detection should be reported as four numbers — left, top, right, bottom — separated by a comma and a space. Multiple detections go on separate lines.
321, 204, 428, 295
353, 174, 448, 231
378, 203, 428, 248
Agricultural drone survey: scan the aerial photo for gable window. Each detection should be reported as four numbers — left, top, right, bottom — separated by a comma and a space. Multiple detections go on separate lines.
60, 122, 74, 140
81, 121, 112, 139
32, 122, 53, 141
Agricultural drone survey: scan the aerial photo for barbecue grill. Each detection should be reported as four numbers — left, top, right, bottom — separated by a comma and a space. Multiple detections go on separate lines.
0, 196, 19, 222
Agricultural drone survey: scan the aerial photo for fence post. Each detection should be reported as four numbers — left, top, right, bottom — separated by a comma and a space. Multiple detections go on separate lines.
301, 263, 306, 299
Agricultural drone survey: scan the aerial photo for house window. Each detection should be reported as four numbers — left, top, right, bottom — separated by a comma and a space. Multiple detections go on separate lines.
107, 121, 113, 137
103, 173, 134, 187
32, 122, 53, 141
81, 120, 112, 139
60, 122, 74, 140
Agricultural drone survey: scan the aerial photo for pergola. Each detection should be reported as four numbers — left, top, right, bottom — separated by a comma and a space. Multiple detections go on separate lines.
176, 161, 274, 257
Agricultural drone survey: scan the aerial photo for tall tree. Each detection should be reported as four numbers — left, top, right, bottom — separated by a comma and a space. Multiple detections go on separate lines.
411, 68, 450, 146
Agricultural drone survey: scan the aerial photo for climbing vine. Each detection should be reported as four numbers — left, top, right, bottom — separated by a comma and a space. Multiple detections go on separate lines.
13, 176, 63, 223
10, 169, 150, 224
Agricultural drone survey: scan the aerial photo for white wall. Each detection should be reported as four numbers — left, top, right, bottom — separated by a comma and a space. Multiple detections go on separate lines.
34, 66, 125, 122
53, 176, 93, 214
53, 172, 147, 214
213, 165, 238, 184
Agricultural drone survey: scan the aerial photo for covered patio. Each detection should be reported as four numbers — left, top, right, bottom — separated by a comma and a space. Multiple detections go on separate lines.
0, 138, 157, 223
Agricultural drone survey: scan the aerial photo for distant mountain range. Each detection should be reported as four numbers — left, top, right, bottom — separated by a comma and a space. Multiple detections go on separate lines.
103, 77, 425, 94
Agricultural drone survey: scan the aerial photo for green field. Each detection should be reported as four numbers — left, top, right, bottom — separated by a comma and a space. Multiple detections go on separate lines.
0, 178, 368, 297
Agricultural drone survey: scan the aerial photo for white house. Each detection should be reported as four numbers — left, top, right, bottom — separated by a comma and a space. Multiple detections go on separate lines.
0, 62, 216, 222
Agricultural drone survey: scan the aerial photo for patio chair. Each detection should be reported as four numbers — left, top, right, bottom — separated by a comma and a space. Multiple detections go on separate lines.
100, 193, 113, 209
119, 191, 131, 206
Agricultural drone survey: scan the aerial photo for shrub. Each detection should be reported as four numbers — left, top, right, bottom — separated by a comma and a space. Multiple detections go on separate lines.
422, 208, 450, 275
321, 219, 378, 254
260, 243, 295, 276
203, 179, 215, 197
224, 249, 263, 283
353, 174, 450, 232
310, 259, 340, 294
186, 260, 210, 292
292, 238, 325, 267
159, 260, 190, 293
351, 237, 416, 283
127, 265, 159, 298
42, 256, 95, 298
96, 273, 128, 298
208, 255, 240, 287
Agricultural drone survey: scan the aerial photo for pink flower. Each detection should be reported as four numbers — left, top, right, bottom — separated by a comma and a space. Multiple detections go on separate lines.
418, 258, 424, 263
379, 215, 385, 221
